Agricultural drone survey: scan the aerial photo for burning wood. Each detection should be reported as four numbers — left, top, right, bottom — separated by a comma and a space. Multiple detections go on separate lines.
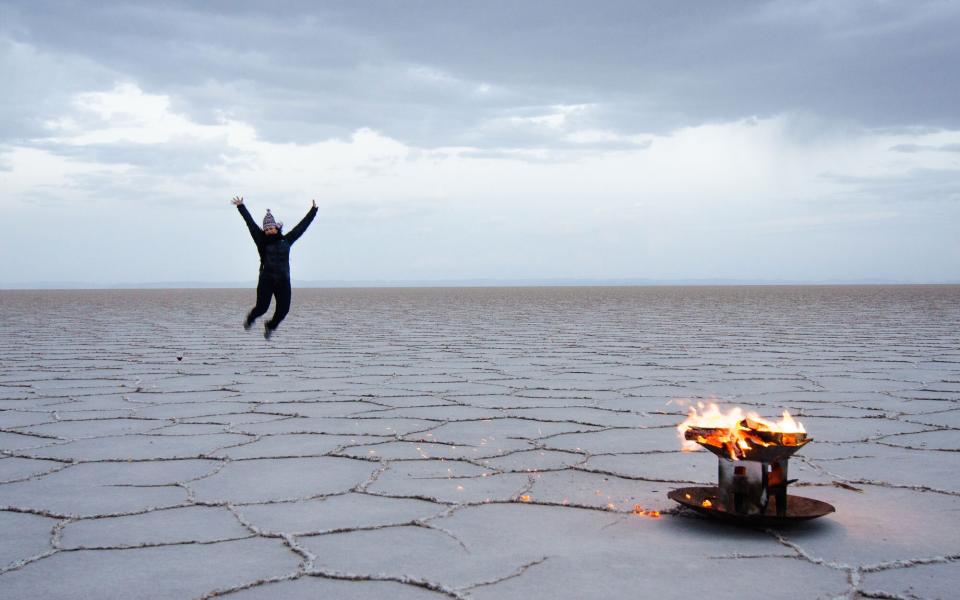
677, 402, 809, 461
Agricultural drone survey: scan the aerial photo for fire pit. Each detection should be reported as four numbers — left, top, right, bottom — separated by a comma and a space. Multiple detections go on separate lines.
668, 403, 835, 525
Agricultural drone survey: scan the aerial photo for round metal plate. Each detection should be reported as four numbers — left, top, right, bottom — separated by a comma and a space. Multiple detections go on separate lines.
668, 486, 835, 526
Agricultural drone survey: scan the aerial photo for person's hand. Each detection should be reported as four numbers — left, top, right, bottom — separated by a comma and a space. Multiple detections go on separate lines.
311, 199, 317, 209
231, 196, 244, 206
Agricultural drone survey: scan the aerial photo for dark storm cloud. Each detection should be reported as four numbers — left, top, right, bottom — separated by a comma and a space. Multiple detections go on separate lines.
0, 36, 117, 139
2, 0, 959, 147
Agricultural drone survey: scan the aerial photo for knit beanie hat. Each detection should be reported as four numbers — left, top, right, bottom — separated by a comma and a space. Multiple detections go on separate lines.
262, 209, 278, 230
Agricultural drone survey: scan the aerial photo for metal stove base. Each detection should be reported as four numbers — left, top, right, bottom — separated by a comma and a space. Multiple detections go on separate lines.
668, 486, 835, 526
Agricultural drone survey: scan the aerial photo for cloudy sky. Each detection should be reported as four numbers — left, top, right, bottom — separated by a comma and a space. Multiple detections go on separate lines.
2, 0, 959, 285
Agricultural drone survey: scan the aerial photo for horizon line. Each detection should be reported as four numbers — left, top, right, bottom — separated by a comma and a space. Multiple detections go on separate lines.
2, 277, 959, 290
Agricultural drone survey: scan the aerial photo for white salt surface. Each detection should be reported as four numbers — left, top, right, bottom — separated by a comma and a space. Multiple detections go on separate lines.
1, 286, 959, 599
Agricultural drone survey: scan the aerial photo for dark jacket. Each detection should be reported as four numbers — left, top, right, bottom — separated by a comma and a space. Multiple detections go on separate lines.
238, 204, 317, 278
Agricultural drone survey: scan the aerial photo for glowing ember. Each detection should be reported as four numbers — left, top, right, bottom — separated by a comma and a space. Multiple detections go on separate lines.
632, 504, 661, 518
677, 402, 808, 460
702, 499, 713, 508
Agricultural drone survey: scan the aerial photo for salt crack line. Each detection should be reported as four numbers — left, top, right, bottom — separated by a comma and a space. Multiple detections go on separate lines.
413, 520, 471, 554
279, 533, 317, 569
0, 461, 73, 484
302, 568, 467, 600
0, 517, 70, 576
58, 535, 257, 552
195, 571, 303, 599
354, 459, 391, 493
459, 556, 550, 592
708, 552, 796, 560
225, 504, 315, 570
0, 550, 59, 576
857, 590, 925, 600
766, 529, 861, 595
846, 479, 960, 497
860, 552, 960, 573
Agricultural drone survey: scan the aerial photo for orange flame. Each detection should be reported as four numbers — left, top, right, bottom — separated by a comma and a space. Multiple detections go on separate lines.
633, 504, 661, 518
677, 402, 806, 459
519, 494, 531, 503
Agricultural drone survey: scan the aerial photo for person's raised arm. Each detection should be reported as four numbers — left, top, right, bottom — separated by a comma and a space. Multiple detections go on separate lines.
285, 199, 318, 244
232, 196, 264, 245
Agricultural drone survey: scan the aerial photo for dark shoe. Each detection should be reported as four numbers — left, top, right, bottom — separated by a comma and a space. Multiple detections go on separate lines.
263, 324, 275, 339
243, 317, 254, 330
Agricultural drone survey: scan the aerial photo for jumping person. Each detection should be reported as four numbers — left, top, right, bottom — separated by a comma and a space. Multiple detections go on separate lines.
231, 196, 317, 338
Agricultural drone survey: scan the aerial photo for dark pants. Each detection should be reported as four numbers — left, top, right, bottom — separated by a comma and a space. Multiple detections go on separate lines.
246, 272, 291, 330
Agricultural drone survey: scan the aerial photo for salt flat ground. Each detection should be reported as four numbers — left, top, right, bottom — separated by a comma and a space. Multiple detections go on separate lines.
1, 286, 959, 600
